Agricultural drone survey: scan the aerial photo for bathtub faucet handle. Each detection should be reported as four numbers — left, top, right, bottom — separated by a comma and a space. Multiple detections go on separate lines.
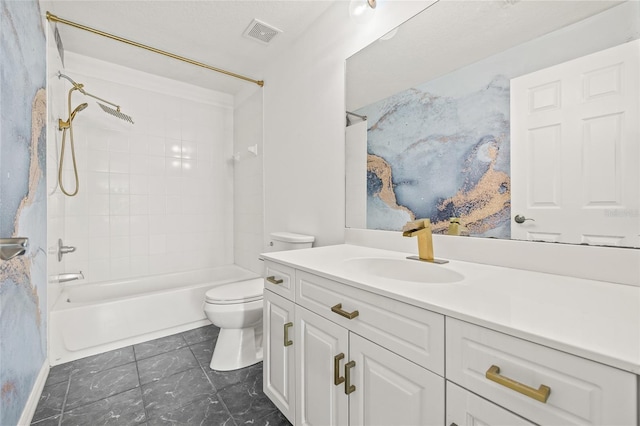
58, 238, 77, 261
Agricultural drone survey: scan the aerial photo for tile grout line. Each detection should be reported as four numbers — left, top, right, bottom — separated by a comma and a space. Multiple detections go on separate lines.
59, 360, 140, 410
187, 336, 238, 426
56, 375, 73, 426
190, 342, 217, 391
137, 333, 213, 422
132, 345, 152, 424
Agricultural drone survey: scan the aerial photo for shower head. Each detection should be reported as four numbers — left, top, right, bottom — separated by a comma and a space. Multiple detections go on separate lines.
58, 103, 88, 130
97, 102, 134, 124
70, 103, 88, 121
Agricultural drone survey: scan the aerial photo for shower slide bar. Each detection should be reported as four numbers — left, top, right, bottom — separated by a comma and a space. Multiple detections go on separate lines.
46, 12, 264, 88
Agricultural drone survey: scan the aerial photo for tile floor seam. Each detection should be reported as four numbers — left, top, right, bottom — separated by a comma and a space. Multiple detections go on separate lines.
133, 352, 151, 424
255, 408, 282, 424
141, 365, 216, 422
63, 361, 140, 413
193, 344, 218, 391
214, 388, 236, 426
55, 375, 72, 426
187, 342, 242, 425
60, 386, 145, 423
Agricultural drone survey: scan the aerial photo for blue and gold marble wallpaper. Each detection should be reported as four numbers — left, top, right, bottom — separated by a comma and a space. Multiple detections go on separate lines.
357, 73, 511, 238
0, 1, 47, 424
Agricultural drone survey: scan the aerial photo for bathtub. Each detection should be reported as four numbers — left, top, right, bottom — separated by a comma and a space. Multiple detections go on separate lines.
49, 265, 260, 365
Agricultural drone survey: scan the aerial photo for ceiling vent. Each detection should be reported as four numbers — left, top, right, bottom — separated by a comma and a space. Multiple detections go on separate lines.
243, 19, 282, 45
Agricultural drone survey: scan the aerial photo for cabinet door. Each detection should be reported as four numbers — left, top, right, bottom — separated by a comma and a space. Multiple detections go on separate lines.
447, 382, 535, 426
263, 290, 296, 423
295, 305, 349, 426
349, 333, 445, 426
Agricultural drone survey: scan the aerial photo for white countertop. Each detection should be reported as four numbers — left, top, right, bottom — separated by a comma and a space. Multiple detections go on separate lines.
261, 244, 640, 374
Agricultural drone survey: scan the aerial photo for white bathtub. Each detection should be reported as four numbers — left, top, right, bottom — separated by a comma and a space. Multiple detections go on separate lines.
49, 265, 260, 365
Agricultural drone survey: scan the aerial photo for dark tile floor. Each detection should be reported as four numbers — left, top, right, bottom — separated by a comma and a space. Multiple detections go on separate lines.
31, 325, 291, 426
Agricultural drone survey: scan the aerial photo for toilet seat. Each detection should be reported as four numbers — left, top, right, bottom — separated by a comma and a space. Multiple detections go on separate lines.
205, 279, 263, 305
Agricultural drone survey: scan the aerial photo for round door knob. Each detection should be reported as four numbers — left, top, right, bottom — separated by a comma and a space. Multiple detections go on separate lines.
514, 214, 535, 224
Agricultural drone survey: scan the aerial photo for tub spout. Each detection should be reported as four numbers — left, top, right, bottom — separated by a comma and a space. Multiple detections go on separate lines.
51, 271, 84, 283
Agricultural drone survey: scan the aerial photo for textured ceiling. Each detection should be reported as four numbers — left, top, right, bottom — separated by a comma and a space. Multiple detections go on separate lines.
42, 1, 337, 94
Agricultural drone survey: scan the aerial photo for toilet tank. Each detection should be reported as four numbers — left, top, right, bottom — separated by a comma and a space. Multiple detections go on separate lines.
270, 232, 314, 251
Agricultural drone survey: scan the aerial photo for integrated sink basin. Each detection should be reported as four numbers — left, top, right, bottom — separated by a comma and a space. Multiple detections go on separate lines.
342, 257, 465, 284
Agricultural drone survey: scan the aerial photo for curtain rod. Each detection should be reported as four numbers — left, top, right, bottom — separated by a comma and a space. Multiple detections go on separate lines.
46, 12, 264, 88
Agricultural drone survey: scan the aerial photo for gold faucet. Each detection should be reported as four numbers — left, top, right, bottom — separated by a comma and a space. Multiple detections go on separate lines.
402, 219, 449, 264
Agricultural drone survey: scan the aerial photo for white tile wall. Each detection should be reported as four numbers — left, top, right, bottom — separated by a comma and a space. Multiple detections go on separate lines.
56, 53, 235, 284
233, 89, 264, 274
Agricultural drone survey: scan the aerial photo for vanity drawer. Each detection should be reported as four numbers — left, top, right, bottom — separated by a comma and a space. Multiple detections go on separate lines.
447, 381, 535, 426
264, 261, 296, 301
446, 318, 637, 425
295, 270, 445, 375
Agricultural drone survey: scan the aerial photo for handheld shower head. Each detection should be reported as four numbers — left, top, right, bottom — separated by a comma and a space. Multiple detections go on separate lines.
70, 103, 88, 120
59, 103, 88, 129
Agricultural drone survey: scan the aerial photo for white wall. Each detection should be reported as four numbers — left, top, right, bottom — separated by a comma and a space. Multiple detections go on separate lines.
57, 52, 234, 284
233, 88, 264, 274
46, 22, 67, 308
263, 1, 433, 248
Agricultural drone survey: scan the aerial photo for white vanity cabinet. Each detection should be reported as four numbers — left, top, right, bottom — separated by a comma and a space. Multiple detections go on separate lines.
263, 261, 446, 426
263, 255, 638, 426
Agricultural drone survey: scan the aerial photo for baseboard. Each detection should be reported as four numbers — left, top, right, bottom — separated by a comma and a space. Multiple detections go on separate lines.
17, 361, 49, 426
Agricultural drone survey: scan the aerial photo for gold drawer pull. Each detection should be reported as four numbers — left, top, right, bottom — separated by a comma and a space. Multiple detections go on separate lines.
345, 360, 356, 394
284, 322, 293, 347
331, 303, 359, 320
486, 365, 550, 403
334, 353, 345, 385
266, 276, 284, 285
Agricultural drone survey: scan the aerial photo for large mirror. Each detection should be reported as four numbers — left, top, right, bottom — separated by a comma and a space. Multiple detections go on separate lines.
345, 0, 639, 248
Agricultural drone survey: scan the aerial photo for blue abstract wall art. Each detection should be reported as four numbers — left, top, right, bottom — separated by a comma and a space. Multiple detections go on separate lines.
357, 74, 511, 238
0, 1, 47, 424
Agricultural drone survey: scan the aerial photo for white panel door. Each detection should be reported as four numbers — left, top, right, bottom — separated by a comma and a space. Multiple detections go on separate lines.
348, 333, 445, 426
447, 382, 535, 426
295, 305, 349, 426
511, 39, 639, 246
263, 290, 296, 423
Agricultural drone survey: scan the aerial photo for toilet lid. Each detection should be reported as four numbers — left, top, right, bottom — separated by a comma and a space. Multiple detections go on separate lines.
205, 279, 264, 304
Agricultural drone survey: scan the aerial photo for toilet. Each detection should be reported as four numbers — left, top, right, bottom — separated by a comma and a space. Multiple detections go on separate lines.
204, 232, 314, 371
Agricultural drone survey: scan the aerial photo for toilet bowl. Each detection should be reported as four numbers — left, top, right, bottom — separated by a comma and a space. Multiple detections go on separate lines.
204, 278, 264, 371
204, 231, 314, 371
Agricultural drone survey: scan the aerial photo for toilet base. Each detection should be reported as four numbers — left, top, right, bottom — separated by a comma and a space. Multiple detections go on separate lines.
210, 326, 263, 371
